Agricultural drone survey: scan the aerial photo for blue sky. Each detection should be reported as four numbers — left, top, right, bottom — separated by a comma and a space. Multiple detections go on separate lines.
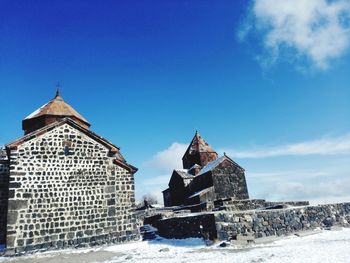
1, 0, 350, 204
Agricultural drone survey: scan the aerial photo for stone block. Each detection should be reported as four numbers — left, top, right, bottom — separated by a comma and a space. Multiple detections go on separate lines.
9, 182, 21, 189
6, 235, 16, 248
104, 186, 115, 194
7, 211, 18, 225
8, 200, 28, 210
108, 207, 116, 217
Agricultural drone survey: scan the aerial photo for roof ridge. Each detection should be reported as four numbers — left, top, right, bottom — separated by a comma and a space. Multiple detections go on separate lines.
8, 118, 119, 152
182, 131, 216, 159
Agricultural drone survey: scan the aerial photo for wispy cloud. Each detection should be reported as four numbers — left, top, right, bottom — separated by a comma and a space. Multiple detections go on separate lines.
249, 170, 329, 179
247, 157, 350, 203
240, 0, 350, 70
139, 142, 188, 203
142, 175, 170, 186
143, 142, 188, 173
272, 178, 350, 202
223, 134, 350, 158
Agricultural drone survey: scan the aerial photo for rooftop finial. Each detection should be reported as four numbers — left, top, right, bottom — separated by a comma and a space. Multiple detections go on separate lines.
55, 82, 61, 98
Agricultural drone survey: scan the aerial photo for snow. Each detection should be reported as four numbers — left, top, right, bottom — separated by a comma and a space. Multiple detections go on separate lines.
197, 156, 226, 176
2, 228, 350, 263
175, 169, 188, 173
188, 187, 212, 198
24, 102, 49, 119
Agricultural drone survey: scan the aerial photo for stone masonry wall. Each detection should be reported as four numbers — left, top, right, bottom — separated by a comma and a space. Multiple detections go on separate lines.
156, 213, 217, 240
150, 203, 350, 242
212, 159, 249, 200
5, 123, 139, 254
0, 160, 9, 244
215, 203, 350, 241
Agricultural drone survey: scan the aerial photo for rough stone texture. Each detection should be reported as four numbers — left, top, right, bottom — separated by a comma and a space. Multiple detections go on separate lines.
146, 203, 350, 242
184, 158, 249, 205
157, 214, 217, 240
0, 159, 9, 244
215, 203, 350, 241
3, 123, 139, 254
163, 132, 249, 207
211, 158, 249, 200
264, 201, 310, 208
214, 199, 267, 211
213, 199, 309, 211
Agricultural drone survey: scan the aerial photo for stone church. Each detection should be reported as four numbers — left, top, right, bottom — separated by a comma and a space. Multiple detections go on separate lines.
0, 90, 139, 253
163, 131, 249, 207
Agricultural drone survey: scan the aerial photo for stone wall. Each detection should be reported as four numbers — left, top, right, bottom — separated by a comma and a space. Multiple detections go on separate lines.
0, 160, 9, 245
156, 213, 217, 240
187, 173, 213, 197
214, 199, 309, 211
212, 159, 249, 200
186, 187, 215, 205
215, 203, 350, 241
5, 123, 139, 254
149, 203, 350, 242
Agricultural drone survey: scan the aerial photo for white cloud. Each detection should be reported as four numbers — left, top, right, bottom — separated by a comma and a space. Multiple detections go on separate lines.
223, 134, 350, 158
242, 0, 350, 69
142, 175, 170, 186
249, 170, 329, 179
138, 142, 188, 204
144, 142, 188, 173
273, 178, 350, 201
247, 157, 350, 204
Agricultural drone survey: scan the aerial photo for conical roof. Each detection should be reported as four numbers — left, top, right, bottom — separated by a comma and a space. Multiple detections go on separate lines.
22, 89, 90, 134
24, 90, 89, 124
182, 131, 218, 169
184, 131, 216, 156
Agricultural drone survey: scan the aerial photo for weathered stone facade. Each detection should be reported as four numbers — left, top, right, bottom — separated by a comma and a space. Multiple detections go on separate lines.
0, 159, 9, 245
187, 157, 249, 202
182, 132, 218, 170
163, 132, 249, 206
215, 202, 350, 241
0, 91, 139, 254
144, 202, 350, 242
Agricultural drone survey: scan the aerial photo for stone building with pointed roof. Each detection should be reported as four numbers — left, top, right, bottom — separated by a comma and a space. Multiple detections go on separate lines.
162, 132, 249, 207
0, 90, 139, 254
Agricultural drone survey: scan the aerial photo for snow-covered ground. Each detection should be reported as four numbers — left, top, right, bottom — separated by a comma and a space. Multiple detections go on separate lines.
2, 228, 350, 263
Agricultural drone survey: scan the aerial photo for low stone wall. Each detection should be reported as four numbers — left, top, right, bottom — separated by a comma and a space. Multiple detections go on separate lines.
149, 202, 350, 242
263, 201, 310, 207
215, 199, 266, 211
157, 213, 217, 240
215, 203, 350, 241
213, 198, 309, 212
